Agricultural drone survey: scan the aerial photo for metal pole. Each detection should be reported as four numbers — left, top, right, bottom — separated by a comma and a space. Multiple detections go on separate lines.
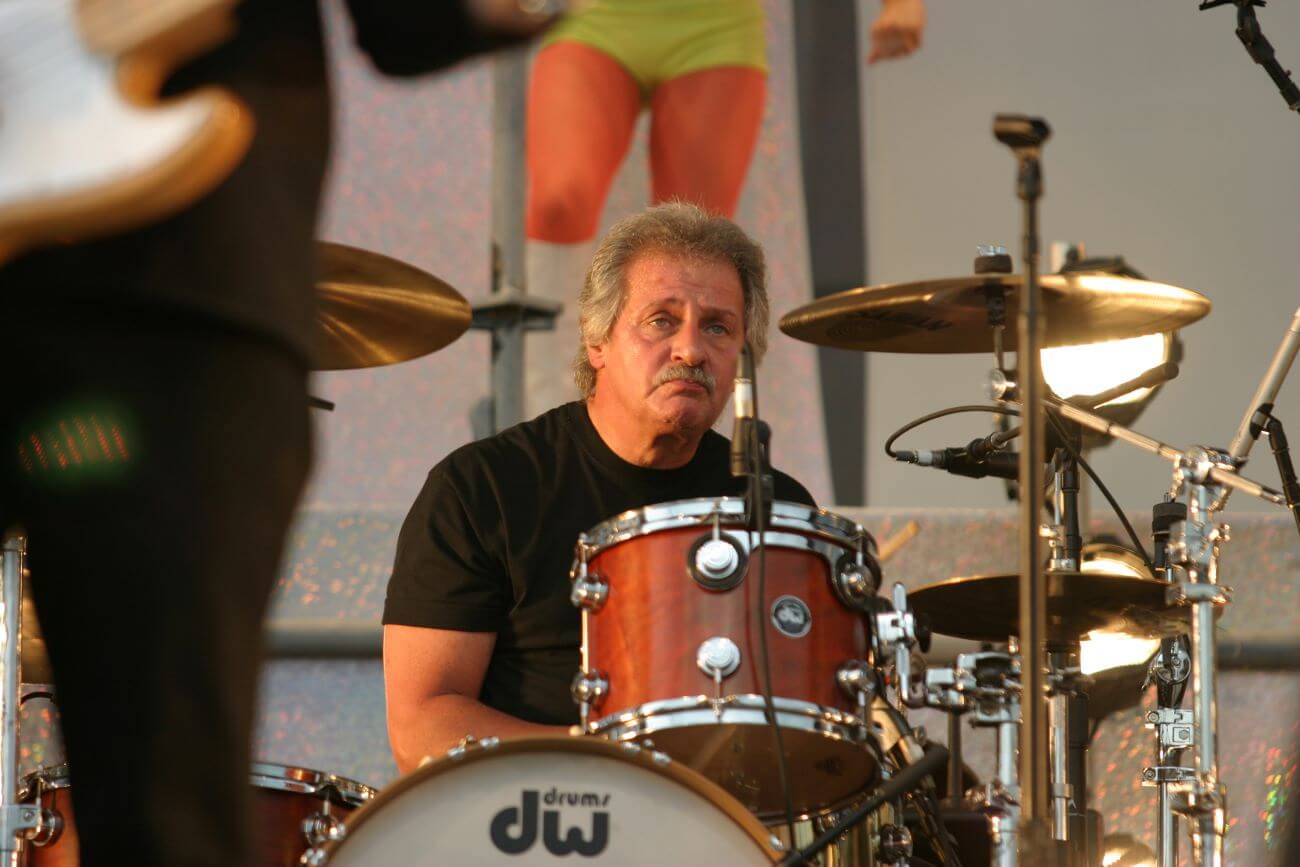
1171, 481, 1228, 867
1048, 688, 1069, 843
946, 711, 964, 804
491, 51, 529, 298
1014, 150, 1050, 834
0, 536, 22, 866
489, 50, 530, 432
992, 692, 1021, 867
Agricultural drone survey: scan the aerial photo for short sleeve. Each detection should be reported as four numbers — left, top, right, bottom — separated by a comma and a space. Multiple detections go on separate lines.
382, 462, 510, 632
341, 1, 526, 77
774, 470, 818, 508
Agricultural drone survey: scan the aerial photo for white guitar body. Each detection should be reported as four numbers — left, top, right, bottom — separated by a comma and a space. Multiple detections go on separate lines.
0, 0, 251, 263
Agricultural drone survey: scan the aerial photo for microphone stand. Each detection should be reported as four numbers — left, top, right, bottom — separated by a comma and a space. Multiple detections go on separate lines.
734, 343, 795, 846
993, 112, 1057, 867
1199, 0, 1300, 114
1224, 307, 1300, 498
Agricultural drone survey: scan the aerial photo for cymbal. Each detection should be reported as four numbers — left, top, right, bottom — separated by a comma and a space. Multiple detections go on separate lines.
907, 572, 1188, 643
779, 273, 1210, 353
315, 242, 472, 370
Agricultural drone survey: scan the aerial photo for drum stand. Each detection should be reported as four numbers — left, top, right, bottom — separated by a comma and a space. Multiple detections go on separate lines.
1165, 470, 1231, 867
923, 648, 1022, 867
0, 535, 56, 866
1043, 404, 1289, 867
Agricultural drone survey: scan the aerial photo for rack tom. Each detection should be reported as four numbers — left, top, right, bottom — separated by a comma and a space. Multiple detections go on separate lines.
570, 497, 883, 818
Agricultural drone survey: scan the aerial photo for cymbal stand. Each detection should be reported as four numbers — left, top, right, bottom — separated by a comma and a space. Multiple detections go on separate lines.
1045, 650, 1092, 865
924, 648, 1022, 867
1141, 672, 1194, 867
1167, 469, 1230, 867
1043, 435, 1093, 864
1145, 499, 1193, 867
1039, 402, 1290, 867
0, 535, 55, 866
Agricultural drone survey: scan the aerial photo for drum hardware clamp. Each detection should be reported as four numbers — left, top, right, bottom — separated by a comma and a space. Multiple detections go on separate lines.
875, 583, 930, 708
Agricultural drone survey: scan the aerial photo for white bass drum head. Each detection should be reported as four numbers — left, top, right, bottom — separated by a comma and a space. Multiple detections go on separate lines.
317, 737, 779, 866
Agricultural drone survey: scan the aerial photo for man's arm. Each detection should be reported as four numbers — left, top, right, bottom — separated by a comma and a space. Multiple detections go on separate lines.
383, 624, 569, 774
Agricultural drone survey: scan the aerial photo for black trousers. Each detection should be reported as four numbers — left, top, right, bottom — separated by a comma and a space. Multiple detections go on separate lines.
0, 311, 310, 866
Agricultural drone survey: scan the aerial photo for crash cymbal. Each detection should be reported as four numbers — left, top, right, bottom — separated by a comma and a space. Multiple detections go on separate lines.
779, 273, 1210, 353
315, 242, 472, 370
907, 572, 1188, 643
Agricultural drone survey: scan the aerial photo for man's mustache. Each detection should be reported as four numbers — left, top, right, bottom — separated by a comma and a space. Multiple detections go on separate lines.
653, 364, 715, 393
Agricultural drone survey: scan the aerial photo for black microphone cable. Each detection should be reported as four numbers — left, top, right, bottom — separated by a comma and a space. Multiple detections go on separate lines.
745, 353, 800, 856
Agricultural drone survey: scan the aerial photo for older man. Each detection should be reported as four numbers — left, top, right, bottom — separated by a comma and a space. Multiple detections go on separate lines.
382, 203, 814, 771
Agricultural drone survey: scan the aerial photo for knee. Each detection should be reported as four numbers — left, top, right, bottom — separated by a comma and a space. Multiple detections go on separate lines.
527, 173, 606, 244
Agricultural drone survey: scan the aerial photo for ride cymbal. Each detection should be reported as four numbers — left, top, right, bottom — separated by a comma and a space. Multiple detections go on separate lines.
907, 571, 1188, 643
314, 242, 472, 371
780, 273, 1210, 353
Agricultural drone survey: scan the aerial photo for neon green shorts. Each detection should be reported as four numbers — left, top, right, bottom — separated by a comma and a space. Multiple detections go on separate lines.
543, 0, 768, 95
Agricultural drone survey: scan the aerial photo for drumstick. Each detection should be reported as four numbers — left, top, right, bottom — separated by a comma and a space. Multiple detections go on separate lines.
876, 520, 920, 564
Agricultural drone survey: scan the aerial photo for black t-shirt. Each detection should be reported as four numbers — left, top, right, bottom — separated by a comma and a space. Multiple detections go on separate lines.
383, 402, 816, 725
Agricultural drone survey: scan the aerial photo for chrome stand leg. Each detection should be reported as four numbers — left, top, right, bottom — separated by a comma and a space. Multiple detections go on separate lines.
1048, 691, 1069, 842
0, 535, 58, 862
1186, 598, 1226, 867
991, 699, 1020, 867
1168, 478, 1230, 867
1144, 704, 1194, 867
0, 537, 23, 866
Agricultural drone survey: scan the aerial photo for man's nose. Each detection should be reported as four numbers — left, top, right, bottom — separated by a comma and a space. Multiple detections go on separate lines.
670, 324, 707, 367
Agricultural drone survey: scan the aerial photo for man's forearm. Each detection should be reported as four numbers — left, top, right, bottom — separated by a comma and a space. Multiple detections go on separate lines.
389, 693, 571, 774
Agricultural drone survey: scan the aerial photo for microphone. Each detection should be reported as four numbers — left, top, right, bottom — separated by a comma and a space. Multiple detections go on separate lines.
966, 428, 1019, 460
894, 447, 1020, 480
731, 343, 755, 477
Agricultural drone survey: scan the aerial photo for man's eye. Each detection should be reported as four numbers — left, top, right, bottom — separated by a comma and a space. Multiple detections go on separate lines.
706, 323, 731, 335
649, 317, 672, 329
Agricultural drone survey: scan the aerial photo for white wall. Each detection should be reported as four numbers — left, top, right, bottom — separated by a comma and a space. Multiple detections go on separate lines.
860, 0, 1300, 516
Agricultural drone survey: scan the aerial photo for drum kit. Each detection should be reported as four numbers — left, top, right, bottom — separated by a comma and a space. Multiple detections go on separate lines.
2, 123, 1298, 866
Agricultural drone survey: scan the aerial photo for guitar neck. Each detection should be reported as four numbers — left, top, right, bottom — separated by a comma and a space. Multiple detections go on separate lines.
77, 0, 240, 57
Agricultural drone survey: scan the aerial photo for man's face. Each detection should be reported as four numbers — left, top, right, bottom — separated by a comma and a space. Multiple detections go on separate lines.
588, 251, 746, 437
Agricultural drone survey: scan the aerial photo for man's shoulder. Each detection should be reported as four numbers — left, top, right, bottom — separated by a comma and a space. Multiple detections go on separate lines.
429, 403, 575, 487
771, 467, 817, 508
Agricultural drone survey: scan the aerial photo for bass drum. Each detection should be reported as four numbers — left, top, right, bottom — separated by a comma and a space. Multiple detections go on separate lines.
307, 737, 782, 866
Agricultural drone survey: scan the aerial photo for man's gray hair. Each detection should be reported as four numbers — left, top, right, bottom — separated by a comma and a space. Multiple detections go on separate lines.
572, 202, 770, 399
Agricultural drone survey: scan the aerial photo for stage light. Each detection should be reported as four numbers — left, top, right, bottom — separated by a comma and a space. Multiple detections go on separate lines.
1041, 332, 1171, 406
1101, 833, 1157, 867
1079, 543, 1160, 675
1080, 542, 1149, 579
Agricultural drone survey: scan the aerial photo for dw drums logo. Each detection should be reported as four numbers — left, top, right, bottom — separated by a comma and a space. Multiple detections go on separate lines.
490, 789, 611, 856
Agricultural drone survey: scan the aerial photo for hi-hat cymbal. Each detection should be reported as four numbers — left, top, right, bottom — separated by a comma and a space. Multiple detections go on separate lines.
315, 242, 472, 371
780, 273, 1210, 353
907, 572, 1187, 643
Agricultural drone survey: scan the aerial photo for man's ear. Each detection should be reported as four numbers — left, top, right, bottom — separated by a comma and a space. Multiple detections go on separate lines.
587, 342, 606, 371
